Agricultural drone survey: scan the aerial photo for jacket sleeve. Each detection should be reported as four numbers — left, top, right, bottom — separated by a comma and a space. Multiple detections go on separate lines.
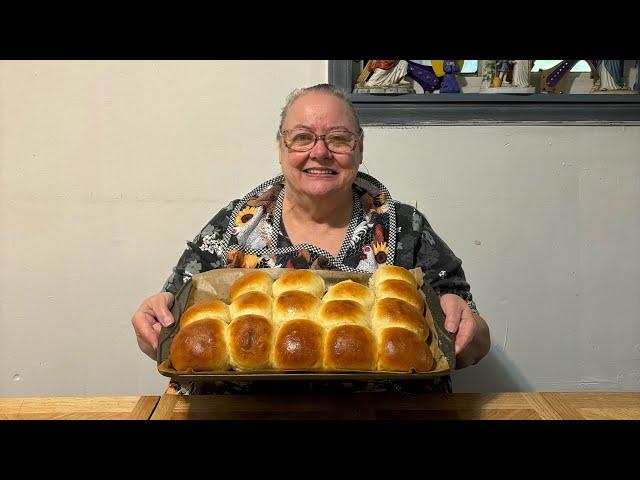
161, 199, 240, 296
394, 202, 479, 313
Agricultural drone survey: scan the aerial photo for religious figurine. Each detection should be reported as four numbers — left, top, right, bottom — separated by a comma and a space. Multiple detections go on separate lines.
439, 59, 461, 93
512, 60, 534, 87
365, 60, 410, 87
354, 60, 413, 94
597, 59, 624, 91
492, 60, 513, 87
591, 60, 637, 94
482, 60, 534, 94
406, 60, 440, 93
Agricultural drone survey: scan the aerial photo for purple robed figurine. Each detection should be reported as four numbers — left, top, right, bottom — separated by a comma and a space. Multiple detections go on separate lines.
406, 61, 441, 93
439, 60, 461, 93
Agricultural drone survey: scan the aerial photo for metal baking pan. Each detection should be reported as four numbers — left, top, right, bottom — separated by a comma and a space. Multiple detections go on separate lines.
157, 268, 455, 381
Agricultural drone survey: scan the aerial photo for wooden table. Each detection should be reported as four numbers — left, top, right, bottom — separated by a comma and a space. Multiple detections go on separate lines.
149, 392, 640, 420
0, 396, 159, 420
1, 393, 638, 420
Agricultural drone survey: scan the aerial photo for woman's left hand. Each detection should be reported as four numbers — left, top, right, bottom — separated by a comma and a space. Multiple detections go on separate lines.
439, 293, 490, 369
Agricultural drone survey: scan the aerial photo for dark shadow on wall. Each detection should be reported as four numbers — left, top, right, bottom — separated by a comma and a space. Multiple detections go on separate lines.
450, 346, 534, 393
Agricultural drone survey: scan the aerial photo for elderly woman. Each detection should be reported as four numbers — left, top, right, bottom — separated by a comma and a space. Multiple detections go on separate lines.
131, 84, 490, 394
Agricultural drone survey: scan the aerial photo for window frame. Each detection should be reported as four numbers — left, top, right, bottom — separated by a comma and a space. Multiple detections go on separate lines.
329, 60, 640, 126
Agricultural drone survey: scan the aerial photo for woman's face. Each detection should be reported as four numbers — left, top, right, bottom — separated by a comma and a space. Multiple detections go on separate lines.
279, 91, 363, 200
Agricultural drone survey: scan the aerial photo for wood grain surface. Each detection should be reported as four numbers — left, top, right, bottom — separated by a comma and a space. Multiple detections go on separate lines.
2, 393, 637, 420
0, 396, 160, 420
149, 392, 640, 420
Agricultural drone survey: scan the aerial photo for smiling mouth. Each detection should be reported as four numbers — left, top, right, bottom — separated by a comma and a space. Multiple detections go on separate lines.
303, 168, 337, 175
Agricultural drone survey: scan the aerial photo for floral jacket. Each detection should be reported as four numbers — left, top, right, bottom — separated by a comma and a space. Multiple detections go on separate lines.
162, 173, 478, 395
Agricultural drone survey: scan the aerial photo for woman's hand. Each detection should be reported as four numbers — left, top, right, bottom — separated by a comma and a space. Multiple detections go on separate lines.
131, 292, 175, 360
440, 293, 491, 369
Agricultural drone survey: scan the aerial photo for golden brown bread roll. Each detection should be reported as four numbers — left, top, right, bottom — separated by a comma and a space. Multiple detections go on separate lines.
172, 268, 436, 374
229, 270, 273, 301
272, 269, 326, 298
324, 324, 377, 371
322, 280, 375, 310
369, 265, 418, 289
371, 297, 427, 340
180, 300, 230, 328
375, 279, 425, 315
377, 327, 434, 372
169, 319, 229, 372
229, 291, 272, 321
227, 314, 273, 370
316, 299, 369, 328
272, 319, 324, 370
272, 290, 321, 325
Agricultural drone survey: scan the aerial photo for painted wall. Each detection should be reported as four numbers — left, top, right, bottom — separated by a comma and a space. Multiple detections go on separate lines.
1, 60, 638, 395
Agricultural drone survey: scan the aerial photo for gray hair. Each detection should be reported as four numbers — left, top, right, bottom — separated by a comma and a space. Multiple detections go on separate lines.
276, 83, 363, 141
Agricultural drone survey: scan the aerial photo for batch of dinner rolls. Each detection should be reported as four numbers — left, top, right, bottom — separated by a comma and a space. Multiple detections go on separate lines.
169, 265, 435, 373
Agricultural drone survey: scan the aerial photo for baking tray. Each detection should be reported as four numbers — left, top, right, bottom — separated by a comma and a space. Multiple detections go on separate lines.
157, 268, 455, 381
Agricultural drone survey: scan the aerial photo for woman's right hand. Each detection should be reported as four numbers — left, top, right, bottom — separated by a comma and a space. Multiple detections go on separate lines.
131, 292, 175, 360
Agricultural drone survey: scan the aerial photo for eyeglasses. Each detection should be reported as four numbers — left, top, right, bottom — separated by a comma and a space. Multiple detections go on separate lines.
280, 128, 363, 154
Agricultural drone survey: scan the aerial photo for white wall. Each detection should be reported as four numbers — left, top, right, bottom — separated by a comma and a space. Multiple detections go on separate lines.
1, 60, 638, 396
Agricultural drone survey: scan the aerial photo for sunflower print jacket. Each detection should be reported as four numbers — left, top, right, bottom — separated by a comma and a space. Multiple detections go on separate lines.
162, 173, 478, 395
